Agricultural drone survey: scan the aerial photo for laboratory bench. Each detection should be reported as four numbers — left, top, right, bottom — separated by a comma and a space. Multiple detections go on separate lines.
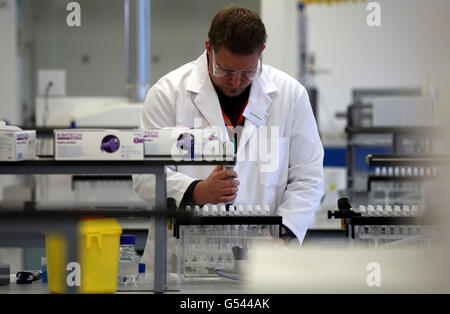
0, 156, 235, 294
0, 275, 243, 294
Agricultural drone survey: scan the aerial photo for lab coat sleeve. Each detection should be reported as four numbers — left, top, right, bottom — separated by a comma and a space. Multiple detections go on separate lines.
277, 87, 324, 245
132, 83, 197, 207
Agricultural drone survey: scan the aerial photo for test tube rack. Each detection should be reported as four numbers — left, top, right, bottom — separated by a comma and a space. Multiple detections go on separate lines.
367, 166, 439, 206
328, 198, 436, 248
173, 205, 282, 278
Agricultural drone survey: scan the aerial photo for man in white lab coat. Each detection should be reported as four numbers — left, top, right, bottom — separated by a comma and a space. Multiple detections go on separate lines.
133, 6, 324, 267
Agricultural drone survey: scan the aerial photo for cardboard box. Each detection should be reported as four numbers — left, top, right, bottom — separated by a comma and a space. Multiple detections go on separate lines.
0, 130, 37, 161
54, 129, 144, 160
143, 128, 221, 158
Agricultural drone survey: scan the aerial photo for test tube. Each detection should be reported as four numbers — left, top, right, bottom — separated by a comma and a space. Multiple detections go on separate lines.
406, 167, 413, 176
384, 205, 393, 216
236, 205, 244, 244
254, 205, 262, 237
220, 204, 229, 235
375, 205, 386, 242
211, 205, 220, 235
247, 205, 256, 237
365, 205, 375, 242
228, 205, 237, 245
367, 205, 376, 216
184, 205, 193, 250
419, 167, 425, 176
358, 205, 366, 216
376, 205, 384, 216
355, 206, 366, 238
211, 205, 221, 260
400, 167, 406, 176
385, 205, 395, 238
220, 204, 230, 254
402, 205, 410, 217
375, 167, 381, 176
237, 205, 244, 216
393, 205, 404, 237
402, 205, 415, 236
411, 205, 419, 217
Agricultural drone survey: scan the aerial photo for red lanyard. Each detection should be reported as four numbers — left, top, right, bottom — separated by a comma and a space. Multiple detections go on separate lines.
221, 98, 248, 127
220, 99, 248, 152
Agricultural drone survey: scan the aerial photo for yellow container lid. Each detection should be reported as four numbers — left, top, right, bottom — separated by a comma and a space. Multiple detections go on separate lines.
79, 218, 122, 235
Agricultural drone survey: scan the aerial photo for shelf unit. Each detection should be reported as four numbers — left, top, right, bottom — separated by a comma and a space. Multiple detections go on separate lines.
0, 157, 233, 293
173, 215, 283, 239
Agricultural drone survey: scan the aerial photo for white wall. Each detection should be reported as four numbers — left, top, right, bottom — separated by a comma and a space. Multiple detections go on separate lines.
31, 0, 126, 97
150, 0, 260, 84
306, 0, 450, 137
0, 0, 21, 201
0, 0, 20, 124
26, 0, 260, 98
261, 0, 299, 80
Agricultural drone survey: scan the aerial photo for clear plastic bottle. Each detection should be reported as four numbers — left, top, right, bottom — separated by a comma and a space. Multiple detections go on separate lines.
118, 235, 139, 287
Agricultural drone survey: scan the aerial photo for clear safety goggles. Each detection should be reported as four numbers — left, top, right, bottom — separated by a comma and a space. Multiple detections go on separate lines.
212, 48, 262, 80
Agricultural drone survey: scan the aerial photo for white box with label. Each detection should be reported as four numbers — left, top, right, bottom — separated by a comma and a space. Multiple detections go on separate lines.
143, 127, 221, 158
0, 130, 37, 161
54, 129, 144, 160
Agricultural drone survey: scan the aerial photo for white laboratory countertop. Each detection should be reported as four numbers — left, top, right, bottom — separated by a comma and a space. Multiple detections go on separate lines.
0, 275, 243, 294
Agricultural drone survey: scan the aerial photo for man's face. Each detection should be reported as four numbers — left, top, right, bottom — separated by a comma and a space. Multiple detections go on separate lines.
206, 41, 261, 97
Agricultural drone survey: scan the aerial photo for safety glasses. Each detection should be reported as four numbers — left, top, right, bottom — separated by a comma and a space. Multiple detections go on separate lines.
211, 48, 262, 80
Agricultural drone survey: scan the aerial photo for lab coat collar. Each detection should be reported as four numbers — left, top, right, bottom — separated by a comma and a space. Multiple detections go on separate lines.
187, 51, 230, 140
186, 51, 208, 94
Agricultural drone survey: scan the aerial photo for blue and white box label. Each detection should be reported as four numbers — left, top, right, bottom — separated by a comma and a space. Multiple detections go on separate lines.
0, 130, 37, 161
54, 129, 144, 160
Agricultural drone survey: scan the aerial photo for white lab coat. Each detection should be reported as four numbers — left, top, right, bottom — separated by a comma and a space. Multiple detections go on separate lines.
133, 51, 324, 269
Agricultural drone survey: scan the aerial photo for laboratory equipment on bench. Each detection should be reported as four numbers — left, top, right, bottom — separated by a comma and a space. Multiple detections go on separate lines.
54, 129, 144, 160
173, 204, 282, 279
328, 198, 437, 248
368, 166, 439, 206
0, 121, 36, 161
118, 235, 139, 287
41, 257, 48, 283
16, 271, 42, 284
143, 127, 221, 159
45, 218, 122, 293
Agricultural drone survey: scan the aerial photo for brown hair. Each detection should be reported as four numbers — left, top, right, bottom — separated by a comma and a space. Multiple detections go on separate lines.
208, 6, 267, 55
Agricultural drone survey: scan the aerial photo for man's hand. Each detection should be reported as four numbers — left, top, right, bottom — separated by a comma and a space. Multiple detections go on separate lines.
192, 165, 239, 205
